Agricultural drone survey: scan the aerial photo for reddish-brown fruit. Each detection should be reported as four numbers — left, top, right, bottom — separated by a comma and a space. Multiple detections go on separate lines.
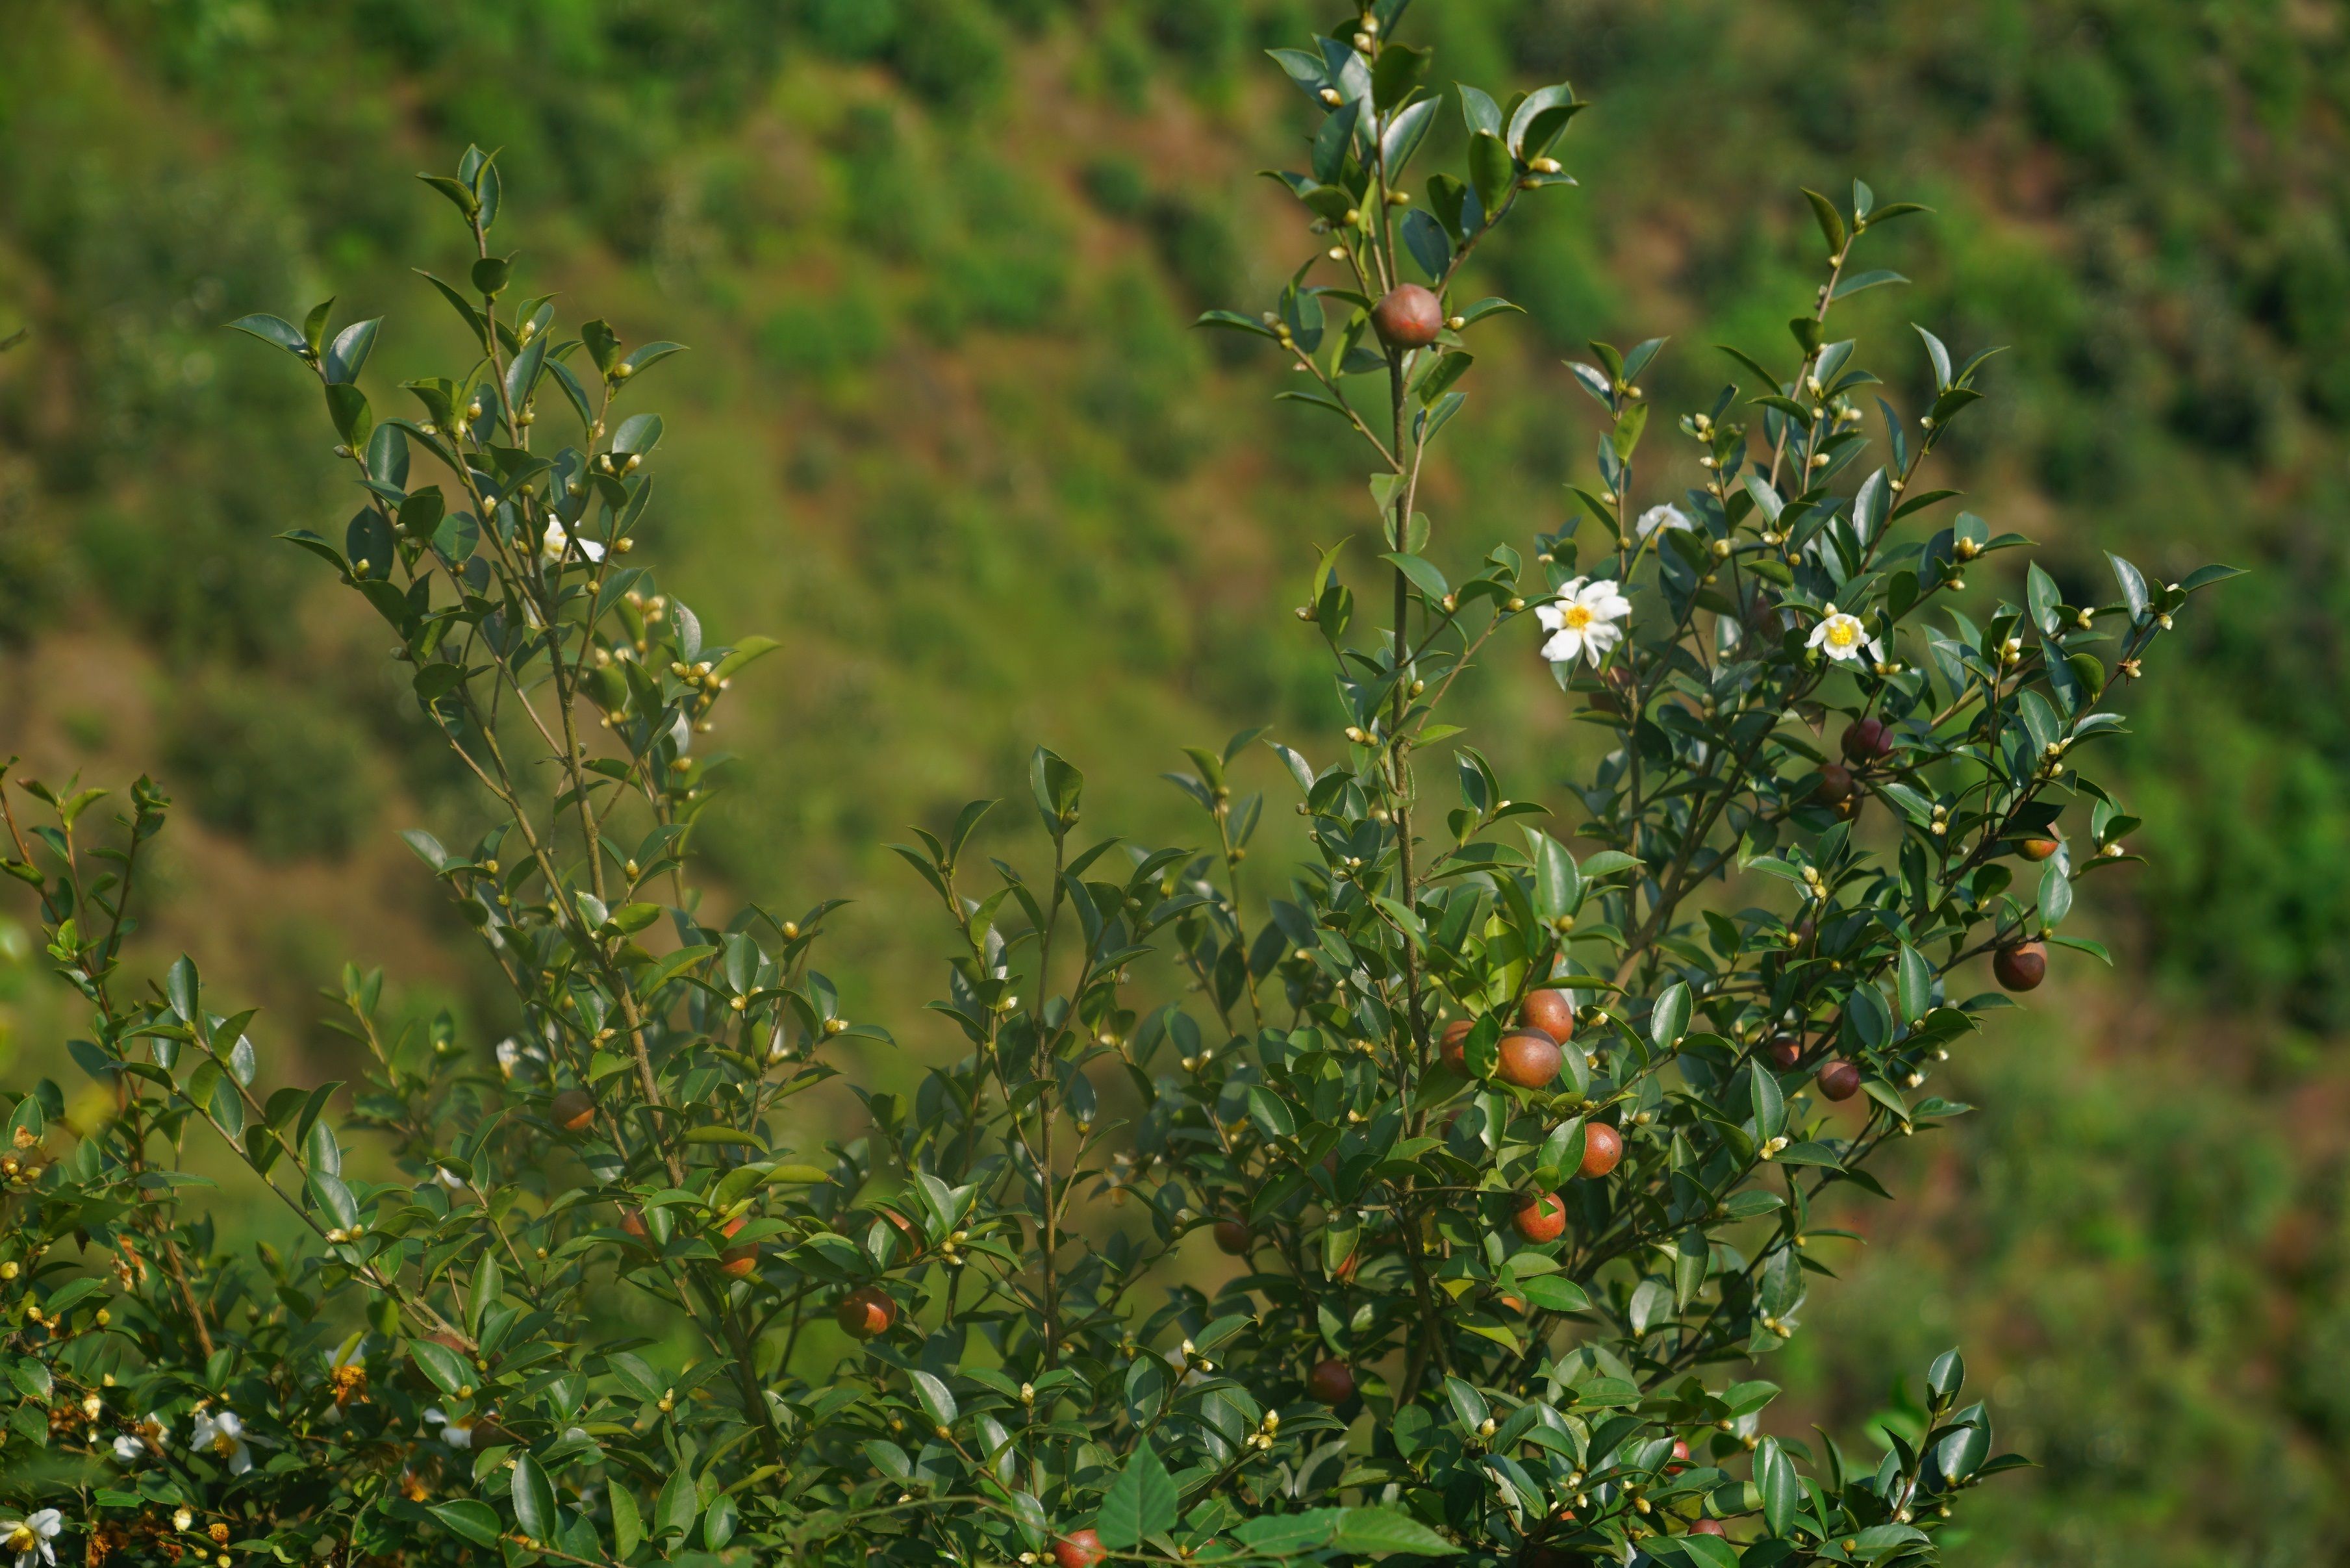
1212, 1220, 1252, 1256
550, 1088, 596, 1132
1306, 1359, 1356, 1406
1669, 1437, 1693, 1471
1814, 763, 1856, 805
1496, 1030, 1563, 1090
1371, 283, 1445, 349
1439, 1018, 1474, 1074
2019, 835, 2060, 861
836, 1285, 896, 1341
1497, 1293, 1528, 1313
1053, 1529, 1107, 1568
619, 1206, 649, 1241
1690, 1518, 1728, 1536
1765, 1035, 1804, 1070
1841, 716, 1894, 763
1995, 940, 2048, 991
1816, 1059, 1862, 1102
879, 1209, 924, 1255
718, 1216, 758, 1278
1578, 1122, 1624, 1179
1512, 1192, 1568, 1244
1519, 989, 1576, 1044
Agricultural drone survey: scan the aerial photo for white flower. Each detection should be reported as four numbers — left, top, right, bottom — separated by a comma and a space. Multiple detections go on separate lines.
190, 1409, 253, 1474
423, 1408, 475, 1450
111, 1414, 164, 1463
2, 1510, 60, 1568
1807, 607, 1869, 663
1634, 503, 1694, 542
540, 514, 606, 567
1536, 577, 1633, 666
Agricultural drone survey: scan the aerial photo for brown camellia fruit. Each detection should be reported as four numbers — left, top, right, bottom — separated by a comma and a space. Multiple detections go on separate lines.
1212, 1219, 1252, 1256
1814, 762, 1855, 805
1053, 1530, 1107, 1568
1519, 988, 1576, 1044
1841, 716, 1893, 763
619, 1206, 649, 1241
1370, 283, 1445, 348
1495, 1029, 1563, 1090
1816, 1059, 1862, 1102
1439, 1018, 1474, 1073
1668, 1437, 1692, 1471
1995, 939, 2048, 991
1690, 1518, 1728, 1536
718, 1217, 759, 1278
1765, 1035, 1803, 1070
1306, 1358, 1356, 1406
1512, 1192, 1567, 1244
2019, 835, 2060, 861
836, 1285, 896, 1341
550, 1088, 596, 1132
1577, 1122, 1623, 1179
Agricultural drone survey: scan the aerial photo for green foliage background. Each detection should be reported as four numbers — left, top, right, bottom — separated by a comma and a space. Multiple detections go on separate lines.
1, 1, 2346, 1562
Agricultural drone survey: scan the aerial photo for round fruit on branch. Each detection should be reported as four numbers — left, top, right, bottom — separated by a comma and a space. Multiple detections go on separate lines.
1519, 987, 1576, 1044
1576, 1122, 1623, 1179
1053, 1530, 1106, 1568
1841, 716, 1894, 763
1305, 1359, 1356, 1406
1370, 283, 1444, 349
1439, 1017, 1474, 1073
1512, 1192, 1568, 1243
1496, 1029, 1563, 1089
550, 1088, 596, 1133
836, 1285, 896, 1341
1995, 939, 2048, 991
1816, 1059, 1862, 1102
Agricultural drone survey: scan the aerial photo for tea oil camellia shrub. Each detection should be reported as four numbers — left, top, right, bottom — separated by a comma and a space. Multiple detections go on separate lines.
0, 6, 2239, 1566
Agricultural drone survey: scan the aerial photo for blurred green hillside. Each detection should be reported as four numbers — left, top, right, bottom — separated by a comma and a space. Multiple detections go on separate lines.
3, 1, 2349, 1562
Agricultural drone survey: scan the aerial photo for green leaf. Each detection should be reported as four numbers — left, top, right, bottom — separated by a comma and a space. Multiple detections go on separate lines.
1330, 1508, 1460, 1556
909, 1369, 958, 1430
1096, 1441, 1178, 1549
229, 314, 310, 357
409, 1339, 470, 1397
1897, 942, 1933, 1023
511, 1453, 557, 1544
1802, 188, 1847, 257
610, 1484, 642, 1561
1467, 129, 1514, 221
656, 1466, 698, 1541
429, 1502, 500, 1548
1756, 1435, 1800, 1535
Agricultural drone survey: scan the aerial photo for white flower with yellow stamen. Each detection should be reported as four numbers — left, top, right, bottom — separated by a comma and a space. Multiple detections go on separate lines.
1, 1510, 60, 1568
1807, 605, 1869, 663
112, 1413, 166, 1463
1536, 578, 1632, 667
540, 514, 606, 567
1634, 503, 1694, 542
190, 1409, 253, 1474
423, 1408, 475, 1450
